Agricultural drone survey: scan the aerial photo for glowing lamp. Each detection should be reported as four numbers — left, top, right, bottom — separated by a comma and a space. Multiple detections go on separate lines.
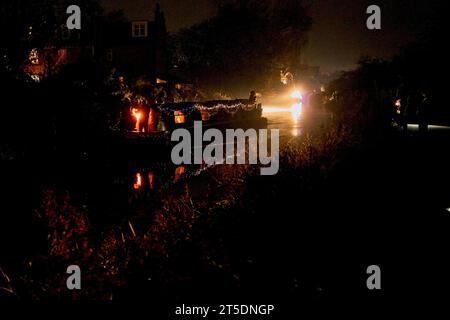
291, 90, 303, 100
133, 173, 142, 190
174, 111, 185, 124
291, 103, 302, 121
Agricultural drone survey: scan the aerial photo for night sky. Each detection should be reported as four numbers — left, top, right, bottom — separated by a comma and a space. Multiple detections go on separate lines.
101, 0, 444, 72
305, 0, 444, 72
101, 0, 217, 31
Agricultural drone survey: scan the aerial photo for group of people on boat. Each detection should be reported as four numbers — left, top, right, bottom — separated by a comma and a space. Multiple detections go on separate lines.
126, 90, 260, 133
128, 96, 157, 133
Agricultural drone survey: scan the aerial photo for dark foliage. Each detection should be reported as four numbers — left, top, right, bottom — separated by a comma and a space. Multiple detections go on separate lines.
169, 0, 312, 95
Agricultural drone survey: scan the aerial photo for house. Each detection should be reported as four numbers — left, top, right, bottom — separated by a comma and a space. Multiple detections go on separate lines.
101, 4, 168, 81
23, 2, 167, 82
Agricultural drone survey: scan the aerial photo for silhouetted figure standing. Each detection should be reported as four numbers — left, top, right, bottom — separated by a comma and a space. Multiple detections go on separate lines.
418, 91, 429, 135
249, 90, 257, 104
404, 90, 421, 133
395, 85, 408, 132
147, 106, 156, 132
139, 102, 150, 133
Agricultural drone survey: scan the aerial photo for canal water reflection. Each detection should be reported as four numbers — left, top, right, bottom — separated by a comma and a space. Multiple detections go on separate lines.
263, 102, 329, 140
0, 103, 331, 269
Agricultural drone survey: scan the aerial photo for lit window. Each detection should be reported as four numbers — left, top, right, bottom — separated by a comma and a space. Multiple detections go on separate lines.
132, 22, 148, 38
174, 111, 185, 124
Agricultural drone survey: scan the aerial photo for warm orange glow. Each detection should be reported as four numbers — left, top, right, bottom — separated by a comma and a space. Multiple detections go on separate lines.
174, 111, 185, 124
200, 110, 210, 121
174, 166, 186, 181
262, 106, 292, 113
147, 108, 155, 132
133, 173, 142, 189
148, 172, 154, 190
263, 104, 302, 122
29, 49, 40, 65
395, 99, 401, 115
132, 108, 141, 132
148, 109, 154, 125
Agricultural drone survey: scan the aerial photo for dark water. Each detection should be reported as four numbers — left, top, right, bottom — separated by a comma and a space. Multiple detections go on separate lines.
264, 104, 329, 135
0, 146, 201, 266
0, 107, 325, 269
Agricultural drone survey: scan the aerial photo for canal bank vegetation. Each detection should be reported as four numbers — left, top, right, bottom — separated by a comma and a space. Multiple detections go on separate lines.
0, 75, 379, 301
0, 50, 424, 299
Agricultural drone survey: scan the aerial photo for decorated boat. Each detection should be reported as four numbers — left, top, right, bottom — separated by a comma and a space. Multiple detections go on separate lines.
125, 98, 266, 135
154, 99, 266, 131
104, 99, 267, 154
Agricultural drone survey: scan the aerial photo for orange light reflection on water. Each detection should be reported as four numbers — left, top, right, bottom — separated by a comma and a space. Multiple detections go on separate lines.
174, 166, 186, 182
263, 104, 302, 122
133, 172, 142, 190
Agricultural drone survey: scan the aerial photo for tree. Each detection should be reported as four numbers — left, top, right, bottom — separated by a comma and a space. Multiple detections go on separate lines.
169, 0, 312, 96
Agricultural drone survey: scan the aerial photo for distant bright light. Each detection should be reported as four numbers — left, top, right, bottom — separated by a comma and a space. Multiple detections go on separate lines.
262, 106, 291, 113
291, 90, 303, 100
446, 208, 450, 213
291, 103, 302, 121
262, 104, 302, 122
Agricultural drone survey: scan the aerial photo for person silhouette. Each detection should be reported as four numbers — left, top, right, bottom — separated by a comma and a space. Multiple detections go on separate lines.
249, 90, 257, 104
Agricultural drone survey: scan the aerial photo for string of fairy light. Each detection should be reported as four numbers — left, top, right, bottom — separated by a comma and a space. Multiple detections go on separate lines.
156, 101, 260, 117
129, 101, 261, 190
